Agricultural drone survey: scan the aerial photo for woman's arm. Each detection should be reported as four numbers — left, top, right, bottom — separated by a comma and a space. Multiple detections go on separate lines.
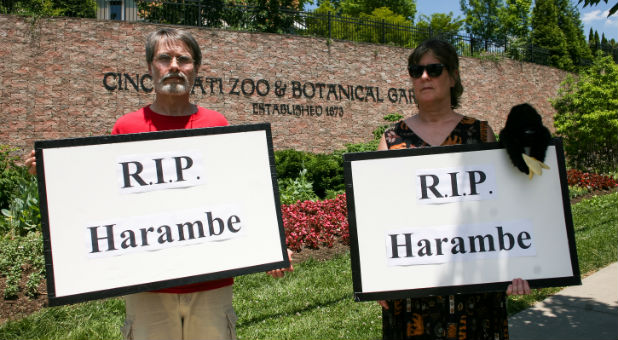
377, 135, 388, 151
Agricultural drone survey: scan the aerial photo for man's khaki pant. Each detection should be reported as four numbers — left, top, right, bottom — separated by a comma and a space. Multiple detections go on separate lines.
122, 285, 237, 340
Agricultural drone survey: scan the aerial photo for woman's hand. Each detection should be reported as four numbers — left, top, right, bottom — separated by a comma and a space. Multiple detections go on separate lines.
507, 278, 531, 296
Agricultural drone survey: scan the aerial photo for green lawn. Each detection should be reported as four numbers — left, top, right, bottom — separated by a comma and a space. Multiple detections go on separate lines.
1, 192, 616, 340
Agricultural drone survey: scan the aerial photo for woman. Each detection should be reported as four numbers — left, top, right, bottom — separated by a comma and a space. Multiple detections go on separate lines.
377, 39, 530, 340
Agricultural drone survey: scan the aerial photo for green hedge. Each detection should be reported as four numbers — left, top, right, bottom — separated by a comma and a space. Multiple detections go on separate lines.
275, 149, 344, 199
275, 112, 403, 201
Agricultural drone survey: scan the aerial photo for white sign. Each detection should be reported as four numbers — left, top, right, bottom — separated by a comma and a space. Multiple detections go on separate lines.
344, 140, 580, 301
36, 124, 288, 306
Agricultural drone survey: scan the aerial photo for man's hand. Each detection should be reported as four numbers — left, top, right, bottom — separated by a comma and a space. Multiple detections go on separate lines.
267, 249, 294, 278
25, 150, 37, 175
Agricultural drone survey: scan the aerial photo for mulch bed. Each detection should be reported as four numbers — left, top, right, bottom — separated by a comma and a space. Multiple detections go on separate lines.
1, 187, 616, 325
0, 267, 48, 324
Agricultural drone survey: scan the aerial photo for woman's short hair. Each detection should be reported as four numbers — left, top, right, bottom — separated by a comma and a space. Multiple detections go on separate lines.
408, 39, 463, 109
145, 28, 202, 67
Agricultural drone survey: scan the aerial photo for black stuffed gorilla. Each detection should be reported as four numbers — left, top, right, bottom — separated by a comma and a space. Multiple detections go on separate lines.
499, 103, 552, 177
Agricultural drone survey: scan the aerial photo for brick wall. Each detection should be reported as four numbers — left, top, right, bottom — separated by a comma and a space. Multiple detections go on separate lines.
0, 15, 568, 154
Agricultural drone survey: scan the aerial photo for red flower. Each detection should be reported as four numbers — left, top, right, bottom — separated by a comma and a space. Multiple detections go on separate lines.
281, 194, 349, 251
567, 169, 617, 190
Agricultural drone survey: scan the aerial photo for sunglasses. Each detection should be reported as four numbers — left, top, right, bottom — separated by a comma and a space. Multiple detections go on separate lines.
408, 63, 447, 78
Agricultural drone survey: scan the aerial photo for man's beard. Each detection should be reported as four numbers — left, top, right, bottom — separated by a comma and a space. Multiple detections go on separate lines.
156, 72, 193, 95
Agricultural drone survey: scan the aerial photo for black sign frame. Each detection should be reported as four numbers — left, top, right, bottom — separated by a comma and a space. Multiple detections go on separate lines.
343, 138, 580, 301
36, 123, 289, 306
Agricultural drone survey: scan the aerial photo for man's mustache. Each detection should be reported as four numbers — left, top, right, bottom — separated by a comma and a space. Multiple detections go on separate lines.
161, 72, 188, 82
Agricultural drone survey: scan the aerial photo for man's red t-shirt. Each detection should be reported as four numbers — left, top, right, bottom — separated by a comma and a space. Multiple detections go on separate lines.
112, 105, 233, 294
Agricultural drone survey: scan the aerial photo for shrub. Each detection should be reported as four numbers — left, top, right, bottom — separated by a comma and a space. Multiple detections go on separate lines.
275, 112, 404, 199
340, 140, 381, 153
0, 145, 40, 238
274, 149, 312, 181
0, 145, 29, 211
552, 53, 618, 172
305, 153, 344, 199
1, 175, 41, 237
275, 149, 344, 199
324, 188, 346, 199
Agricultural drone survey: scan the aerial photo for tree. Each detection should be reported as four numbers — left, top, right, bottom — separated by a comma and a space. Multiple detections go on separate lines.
593, 30, 601, 52
308, 0, 416, 45
306, 0, 336, 37
498, 0, 532, 39
316, 0, 342, 11
601, 33, 611, 52
460, 0, 505, 46
555, 0, 593, 69
414, 12, 464, 46
338, 0, 416, 20
0, 0, 94, 17
250, 0, 299, 33
54, 0, 95, 17
531, 0, 573, 69
306, 0, 359, 40
295, 0, 314, 11
588, 27, 598, 53
138, 0, 225, 27
358, 7, 412, 45
552, 52, 618, 172
137, 0, 301, 31
1, 0, 53, 16
497, 0, 532, 59
578, 0, 618, 16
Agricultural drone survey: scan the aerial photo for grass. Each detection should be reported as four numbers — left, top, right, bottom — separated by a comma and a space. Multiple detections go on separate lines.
0, 299, 125, 339
569, 192, 618, 275
0, 192, 617, 339
233, 255, 381, 339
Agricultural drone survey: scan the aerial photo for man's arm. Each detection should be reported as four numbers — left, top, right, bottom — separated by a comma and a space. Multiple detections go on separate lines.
266, 249, 294, 278
25, 150, 36, 175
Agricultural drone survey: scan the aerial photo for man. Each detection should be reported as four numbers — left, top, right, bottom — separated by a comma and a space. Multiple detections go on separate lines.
26, 27, 292, 340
